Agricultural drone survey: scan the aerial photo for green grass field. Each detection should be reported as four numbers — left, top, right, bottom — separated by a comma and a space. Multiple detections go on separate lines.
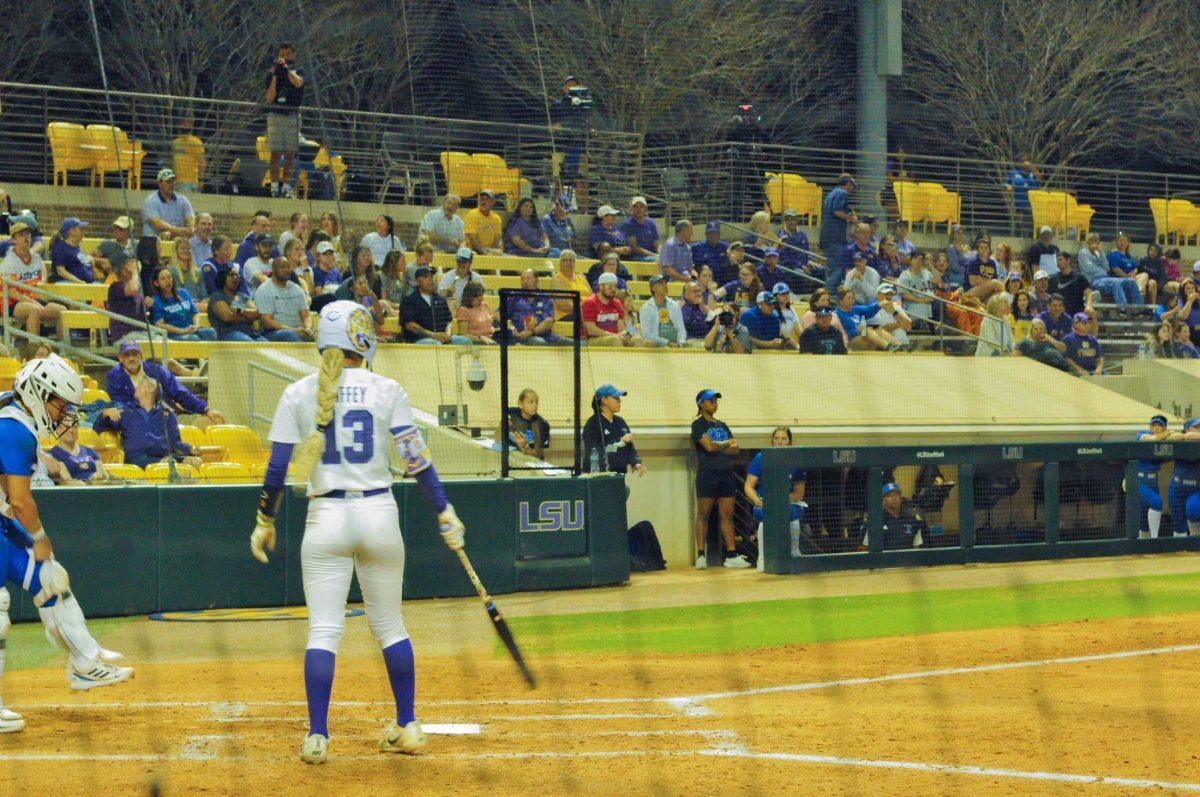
506, 572, 1200, 656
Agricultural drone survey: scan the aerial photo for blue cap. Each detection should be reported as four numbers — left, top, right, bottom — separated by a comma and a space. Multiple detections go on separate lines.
764, 247, 780, 257
705, 221, 720, 233
1150, 414, 1168, 427
772, 282, 790, 295
756, 291, 773, 304
696, 389, 721, 405
882, 482, 901, 496
595, 384, 626, 399
1072, 312, 1090, 324
1185, 418, 1200, 432
59, 217, 88, 235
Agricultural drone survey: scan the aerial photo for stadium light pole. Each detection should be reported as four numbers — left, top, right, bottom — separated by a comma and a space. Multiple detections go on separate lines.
857, 0, 901, 223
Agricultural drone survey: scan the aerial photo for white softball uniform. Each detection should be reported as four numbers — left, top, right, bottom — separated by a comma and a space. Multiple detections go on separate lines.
270, 368, 429, 653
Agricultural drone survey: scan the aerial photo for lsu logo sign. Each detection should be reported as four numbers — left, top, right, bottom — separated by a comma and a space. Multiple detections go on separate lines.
519, 500, 585, 533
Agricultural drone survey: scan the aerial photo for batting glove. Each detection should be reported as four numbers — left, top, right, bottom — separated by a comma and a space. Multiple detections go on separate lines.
250, 512, 277, 564
438, 504, 466, 551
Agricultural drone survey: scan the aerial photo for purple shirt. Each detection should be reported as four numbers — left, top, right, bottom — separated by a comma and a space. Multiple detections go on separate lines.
505, 295, 555, 334
106, 280, 143, 340
1036, 310, 1073, 341
964, 254, 1003, 282
50, 240, 95, 283
659, 236, 693, 278
588, 223, 626, 253
681, 302, 711, 339
505, 217, 546, 256
619, 216, 659, 254
778, 227, 811, 268
48, 444, 101, 481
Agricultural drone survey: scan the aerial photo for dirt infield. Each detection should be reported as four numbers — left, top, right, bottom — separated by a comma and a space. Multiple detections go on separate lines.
7, 606, 1200, 796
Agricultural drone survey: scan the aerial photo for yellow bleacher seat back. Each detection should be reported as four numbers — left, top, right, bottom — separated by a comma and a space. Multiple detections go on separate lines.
47, 122, 98, 186
440, 151, 477, 198
0, 357, 20, 391
82, 388, 110, 404
206, 425, 267, 467
201, 461, 253, 483
178, 425, 207, 449
86, 125, 145, 190
1148, 198, 1170, 244
104, 463, 144, 480
144, 462, 198, 482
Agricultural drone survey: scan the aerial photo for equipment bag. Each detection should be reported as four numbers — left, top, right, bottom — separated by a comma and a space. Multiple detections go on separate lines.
627, 520, 666, 571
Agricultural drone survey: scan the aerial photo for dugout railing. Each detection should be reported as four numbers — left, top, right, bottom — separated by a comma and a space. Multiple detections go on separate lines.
759, 441, 1200, 575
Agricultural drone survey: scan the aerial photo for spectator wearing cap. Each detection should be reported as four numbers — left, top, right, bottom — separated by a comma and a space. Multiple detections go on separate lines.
1047, 253, 1088, 314
1062, 312, 1104, 375
778, 209, 813, 276
1078, 233, 1134, 307
207, 265, 265, 342
756, 247, 785, 288
105, 256, 146, 348
255, 257, 313, 342
800, 287, 849, 344
837, 222, 878, 296
713, 240, 746, 287
49, 217, 95, 283
639, 274, 686, 348
401, 265, 470, 344
771, 283, 801, 346
1031, 269, 1052, 313
1106, 232, 1144, 305
896, 252, 935, 326
963, 237, 1005, 300
150, 266, 217, 342
540, 198, 576, 254
465, 191, 505, 255
0, 211, 44, 258
142, 167, 195, 240
690, 221, 729, 275
681, 281, 713, 346
241, 233, 278, 290
106, 339, 222, 421
92, 215, 136, 277
1036, 294, 1073, 341
1, 220, 64, 347
235, 211, 276, 265
439, 247, 485, 308
419, 194, 466, 254
659, 220, 695, 281
189, 212, 215, 267
308, 240, 343, 302
505, 197, 552, 257
1004, 156, 1040, 221
843, 247, 881, 306
740, 290, 792, 351
588, 205, 631, 259
799, 306, 847, 354
618, 196, 659, 261
868, 283, 913, 349
96, 377, 203, 471
857, 483, 926, 550
582, 272, 641, 347
583, 385, 645, 477
550, 249, 591, 320
819, 173, 857, 286
505, 268, 563, 346
1025, 226, 1060, 278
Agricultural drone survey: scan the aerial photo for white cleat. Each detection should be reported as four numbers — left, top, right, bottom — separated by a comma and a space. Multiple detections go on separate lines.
68, 661, 134, 691
723, 554, 752, 569
379, 720, 426, 755
694, 554, 707, 570
300, 733, 328, 764
0, 707, 24, 734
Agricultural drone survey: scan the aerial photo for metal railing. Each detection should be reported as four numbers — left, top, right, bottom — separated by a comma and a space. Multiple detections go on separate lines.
644, 142, 1200, 245
0, 81, 643, 207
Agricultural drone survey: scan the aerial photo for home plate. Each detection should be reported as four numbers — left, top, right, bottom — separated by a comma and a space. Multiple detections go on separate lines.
424, 724, 483, 735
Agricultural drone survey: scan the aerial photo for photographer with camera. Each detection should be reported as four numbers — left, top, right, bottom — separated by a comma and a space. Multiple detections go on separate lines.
264, 42, 305, 198
704, 304, 750, 354
551, 75, 593, 209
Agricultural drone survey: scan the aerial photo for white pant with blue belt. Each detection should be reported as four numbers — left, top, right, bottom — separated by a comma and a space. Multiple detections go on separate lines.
302, 493, 408, 653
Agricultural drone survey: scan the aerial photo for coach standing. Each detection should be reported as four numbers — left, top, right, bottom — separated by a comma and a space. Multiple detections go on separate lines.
692, 389, 751, 570
264, 42, 305, 198
583, 384, 646, 479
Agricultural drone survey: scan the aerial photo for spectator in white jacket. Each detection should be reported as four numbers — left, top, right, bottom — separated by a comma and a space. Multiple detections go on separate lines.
639, 274, 687, 348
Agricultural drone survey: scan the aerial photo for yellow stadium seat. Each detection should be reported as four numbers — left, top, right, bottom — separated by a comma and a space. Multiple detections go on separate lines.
86, 125, 146, 190
894, 181, 931, 227
1064, 194, 1095, 241
440, 151, 478, 198
104, 463, 144, 481
47, 122, 101, 186
206, 425, 267, 467
178, 425, 206, 449
472, 153, 520, 199
82, 388, 110, 404
76, 427, 101, 449
143, 462, 198, 482
97, 431, 123, 463
763, 172, 809, 216
250, 463, 268, 479
256, 135, 272, 164
1028, 189, 1063, 237
1167, 199, 1200, 246
201, 461, 253, 484
0, 357, 20, 391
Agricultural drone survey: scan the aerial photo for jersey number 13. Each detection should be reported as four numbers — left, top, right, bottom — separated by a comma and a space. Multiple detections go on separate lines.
321, 409, 374, 464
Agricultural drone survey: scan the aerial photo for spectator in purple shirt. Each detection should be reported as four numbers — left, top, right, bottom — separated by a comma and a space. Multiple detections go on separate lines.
106, 339, 222, 420
234, 211, 276, 265
778, 209, 814, 276
690, 221, 729, 274
48, 424, 108, 482
756, 248, 787, 289
680, 281, 712, 345
586, 251, 632, 290
589, 205, 631, 258
504, 197, 553, 257
618, 196, 659, 261
505, 268, 566, 345
106, 256, 145, 348
540, 198, 576, 254
659, 219, 694, 281
1035, 294, 1073, 341
49, 217, 95, 283
963, 237, 1005, 301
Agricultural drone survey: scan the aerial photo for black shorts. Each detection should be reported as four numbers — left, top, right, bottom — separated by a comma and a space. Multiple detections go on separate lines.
696, 469, 738, 500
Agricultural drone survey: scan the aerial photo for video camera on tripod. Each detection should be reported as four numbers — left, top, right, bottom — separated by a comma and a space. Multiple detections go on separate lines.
566, 84, 595, 110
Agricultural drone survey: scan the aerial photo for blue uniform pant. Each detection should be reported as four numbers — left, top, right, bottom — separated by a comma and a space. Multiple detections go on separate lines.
1137, 472, 1163, 534
1, 516, 53, 606
1167, 474, 1200, 535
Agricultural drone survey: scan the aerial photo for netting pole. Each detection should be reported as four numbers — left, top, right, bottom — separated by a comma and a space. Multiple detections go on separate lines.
572, 292, 581, 476
499, 287, 511, 478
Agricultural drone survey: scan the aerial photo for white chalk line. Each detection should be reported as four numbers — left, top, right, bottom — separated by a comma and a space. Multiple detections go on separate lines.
21, 641, 1200, 713
6, 745, 1200, 791
205, 713, 677, 724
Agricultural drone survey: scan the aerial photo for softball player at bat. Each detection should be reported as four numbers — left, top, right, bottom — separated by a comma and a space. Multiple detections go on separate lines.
248, 300, 466, 765
1134, 414, 1170, 538
0, 356, 133, 733
1167, 418, 1200, 537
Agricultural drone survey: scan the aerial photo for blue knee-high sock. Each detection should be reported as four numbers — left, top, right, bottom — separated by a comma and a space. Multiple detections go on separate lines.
304, 648, 336, 737
382, 638, 416, 726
